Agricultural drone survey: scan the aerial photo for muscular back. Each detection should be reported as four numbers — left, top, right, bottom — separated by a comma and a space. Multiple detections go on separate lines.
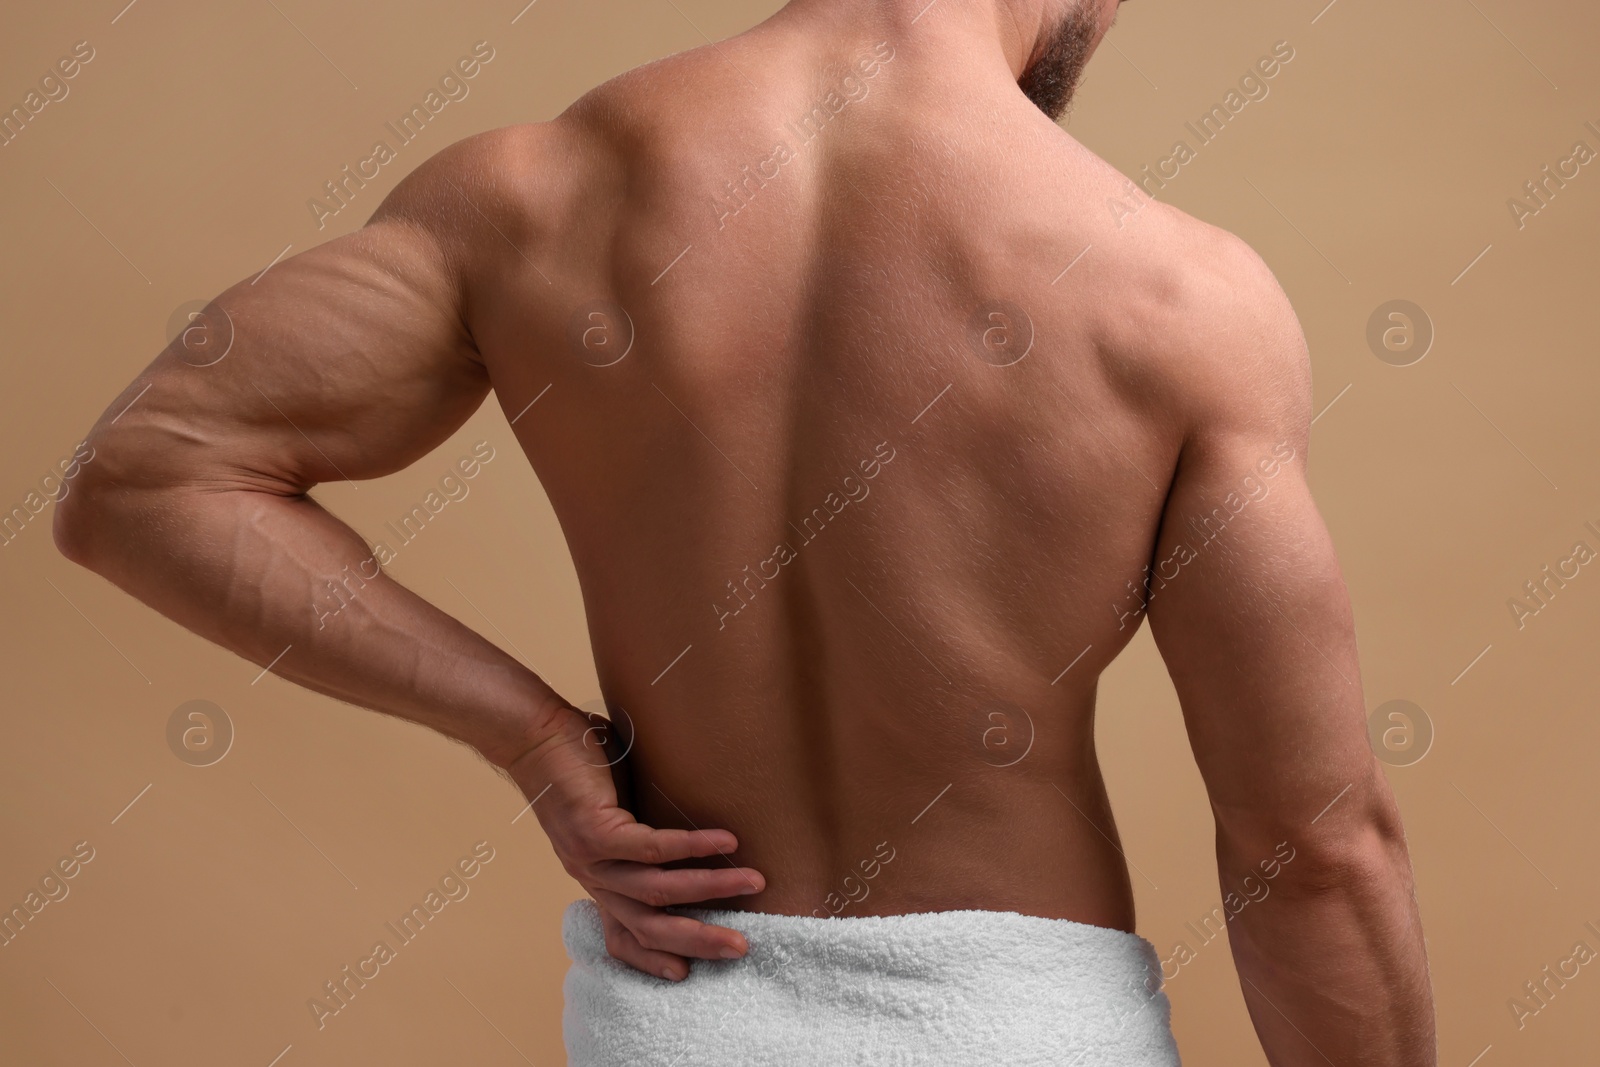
456, 29, 1265, 927
56, 7, 1436, 1059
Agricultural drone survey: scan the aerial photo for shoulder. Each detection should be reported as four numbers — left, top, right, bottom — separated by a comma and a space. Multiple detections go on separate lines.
1099, 204, 1313, 454
366, 122, 581, 231
356, 120, 599, 292
1030, 135, 1310, 450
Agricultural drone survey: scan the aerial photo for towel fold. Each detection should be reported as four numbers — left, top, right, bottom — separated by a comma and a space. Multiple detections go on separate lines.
561, 897, 1182, 1065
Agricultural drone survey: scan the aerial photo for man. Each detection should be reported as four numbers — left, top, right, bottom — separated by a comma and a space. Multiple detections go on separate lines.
55, 0, 1436, 1062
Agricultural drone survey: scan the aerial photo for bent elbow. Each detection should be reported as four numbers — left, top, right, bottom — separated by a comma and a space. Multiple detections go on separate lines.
52, 471, 105, 568
51, 446, 133, 571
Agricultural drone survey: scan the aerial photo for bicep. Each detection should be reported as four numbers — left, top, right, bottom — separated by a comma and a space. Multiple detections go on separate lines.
1145, 429, 1373, 837
84, 215, 488, 495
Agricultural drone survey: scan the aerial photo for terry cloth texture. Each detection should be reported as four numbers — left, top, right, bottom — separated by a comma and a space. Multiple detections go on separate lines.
561, 897, 1182, 1066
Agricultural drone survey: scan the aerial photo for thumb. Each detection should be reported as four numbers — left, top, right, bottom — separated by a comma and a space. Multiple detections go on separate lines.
580, 705, 638, 813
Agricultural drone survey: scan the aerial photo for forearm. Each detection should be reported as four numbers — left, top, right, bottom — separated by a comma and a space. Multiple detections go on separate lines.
1220, 815, 1436, 1066
56, 480, 563, 768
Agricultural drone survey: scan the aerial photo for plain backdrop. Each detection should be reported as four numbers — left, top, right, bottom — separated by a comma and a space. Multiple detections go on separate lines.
2, 1, 1597, 1064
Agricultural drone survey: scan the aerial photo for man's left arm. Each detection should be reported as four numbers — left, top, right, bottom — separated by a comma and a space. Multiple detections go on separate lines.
52, 139, 761, 980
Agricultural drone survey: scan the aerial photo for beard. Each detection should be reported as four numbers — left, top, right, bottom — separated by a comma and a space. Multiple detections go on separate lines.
1017, 4, 1101, 121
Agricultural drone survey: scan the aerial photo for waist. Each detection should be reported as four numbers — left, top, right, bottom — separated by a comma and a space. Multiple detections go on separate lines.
560, 897, 1182, 1066
631, 773, 1139, 928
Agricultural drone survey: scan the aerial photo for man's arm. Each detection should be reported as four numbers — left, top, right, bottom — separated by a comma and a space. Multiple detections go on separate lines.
1142, 238, 1435, 1065
52, 134, 761, 979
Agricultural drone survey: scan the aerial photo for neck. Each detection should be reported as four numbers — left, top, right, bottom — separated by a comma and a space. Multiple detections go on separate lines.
768, 0, 1057, 82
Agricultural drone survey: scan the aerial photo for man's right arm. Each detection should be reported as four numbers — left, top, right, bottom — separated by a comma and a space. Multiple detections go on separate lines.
1142, 237, 1435, 1065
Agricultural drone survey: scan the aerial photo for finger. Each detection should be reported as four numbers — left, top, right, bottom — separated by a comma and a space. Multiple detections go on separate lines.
592, 887, 751, 961
591, 860, 766, 907
598, 904, 691, 982
600, 823, 741, 865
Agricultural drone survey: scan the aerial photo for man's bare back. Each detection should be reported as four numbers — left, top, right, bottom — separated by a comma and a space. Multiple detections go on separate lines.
55, 1, 1435, 1062
505, 10, 1209, 930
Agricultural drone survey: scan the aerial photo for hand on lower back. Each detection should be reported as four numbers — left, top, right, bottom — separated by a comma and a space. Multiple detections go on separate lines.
511, 704, 765, 980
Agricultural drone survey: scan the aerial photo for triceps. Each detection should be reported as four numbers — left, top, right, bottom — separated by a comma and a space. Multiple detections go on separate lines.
86, 222, 490, 498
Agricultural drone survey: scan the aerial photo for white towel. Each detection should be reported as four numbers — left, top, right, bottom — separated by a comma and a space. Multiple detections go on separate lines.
561, 897, 1182, 1065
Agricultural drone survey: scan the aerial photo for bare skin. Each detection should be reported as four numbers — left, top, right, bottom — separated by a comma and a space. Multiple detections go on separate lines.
55, 0, 1435, 1062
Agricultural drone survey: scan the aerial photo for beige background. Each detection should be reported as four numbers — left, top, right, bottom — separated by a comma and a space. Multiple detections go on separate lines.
3, 1, 1597, 1064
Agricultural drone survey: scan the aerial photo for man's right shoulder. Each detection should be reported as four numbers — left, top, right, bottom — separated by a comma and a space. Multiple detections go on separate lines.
1103, 205, 1314, 453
